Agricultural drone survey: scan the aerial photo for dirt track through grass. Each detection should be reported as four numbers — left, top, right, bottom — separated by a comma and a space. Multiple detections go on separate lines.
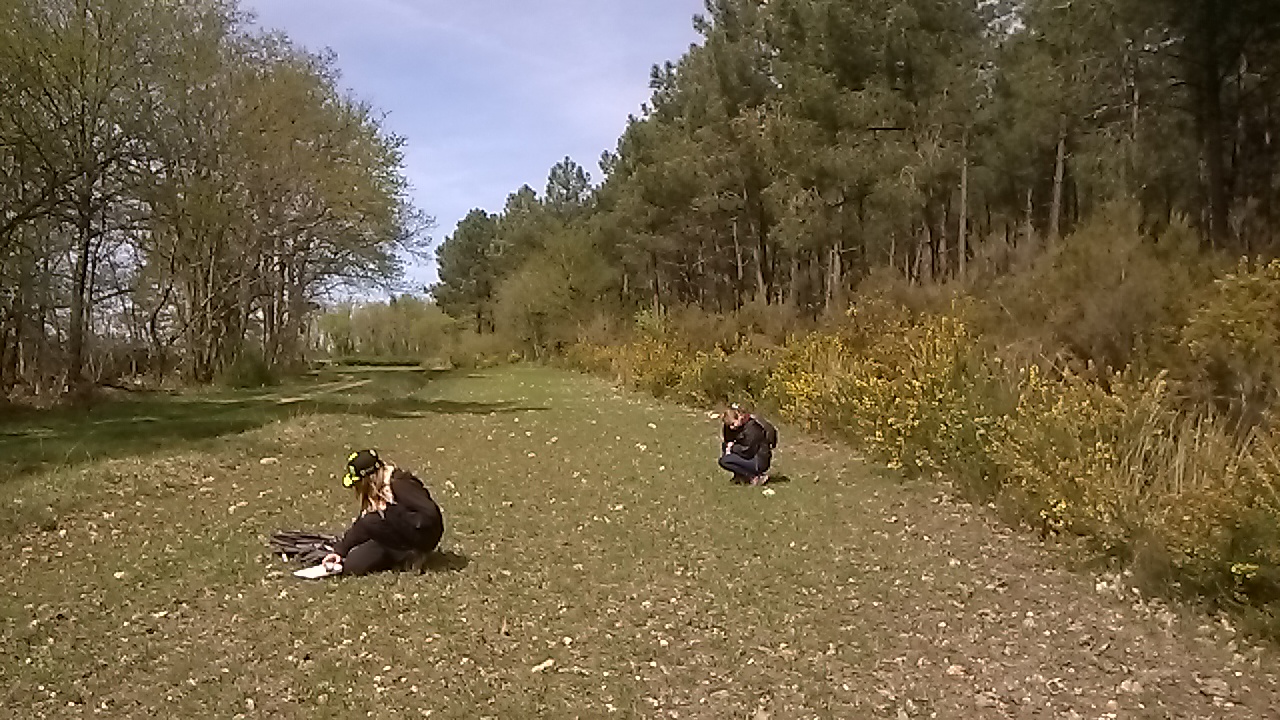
3, 366, 1279, 719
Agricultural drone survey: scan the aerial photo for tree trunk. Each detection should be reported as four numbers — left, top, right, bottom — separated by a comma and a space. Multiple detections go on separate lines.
1263, 99, 1274, 240
912, 236, 925, 285
651, 252, 661, 313
0, 304, 16, 394
697, 243, 707, 307
935, 200, 948, 281
732, 218, 744, 309
147, 283, 173, 383
0, 247, 27, 393
1049, 115, 1068, 243
825, 243, 842, 313
1203, 85, 1230, 248
1196, 7, 1230, 248
787, 251, 801, 307
921, 218, 935, 284
752, 242, 767, 303
1024, 187, 1035, 244
36, 254, 52, 395
958, 131, 969, 279
67, 197, 94, 396
1128, 40, 1141, 191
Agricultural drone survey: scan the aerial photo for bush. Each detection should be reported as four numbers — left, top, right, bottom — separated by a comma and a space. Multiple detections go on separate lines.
327, 356, 425, 367
1177, 258, 1280, 431
567, 300, 1280, 630
219, 350, 278, 388
979, 205, 1213, 374
676, 345, 771, 404
667, 304, 743, 352
443, 330, 513, 370
561, 214, 1280, 633
732, 298, 806, 348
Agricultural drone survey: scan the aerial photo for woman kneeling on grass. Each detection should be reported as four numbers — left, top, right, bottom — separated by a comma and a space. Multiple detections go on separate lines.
321, 449, 445, 576
719, 403, 777, 486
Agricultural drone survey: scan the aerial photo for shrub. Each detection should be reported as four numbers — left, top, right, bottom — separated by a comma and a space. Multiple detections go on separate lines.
219, 349, 277, 388
979, 205, 1212, 374
444, 330, 513, 370
1177, 258, 1280, 432
561, 215, 1280, 634
675, 345, 771, 404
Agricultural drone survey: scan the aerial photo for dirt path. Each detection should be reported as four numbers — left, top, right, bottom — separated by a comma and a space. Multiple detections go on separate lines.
778, 438, 1280, 720
2, 366, 1277, 719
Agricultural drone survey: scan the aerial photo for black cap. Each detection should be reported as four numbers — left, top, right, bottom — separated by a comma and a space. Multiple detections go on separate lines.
342, 449, 382, 488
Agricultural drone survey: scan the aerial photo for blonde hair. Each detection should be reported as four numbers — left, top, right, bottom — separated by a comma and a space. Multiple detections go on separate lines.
356, 463, 396, 515
722, 405, 747, 425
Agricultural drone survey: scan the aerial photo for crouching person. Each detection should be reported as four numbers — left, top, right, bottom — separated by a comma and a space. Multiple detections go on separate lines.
719, 403, 778, 486
322, 449, 444, 576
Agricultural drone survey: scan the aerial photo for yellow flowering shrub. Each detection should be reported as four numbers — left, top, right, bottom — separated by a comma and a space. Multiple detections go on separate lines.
1179, 258, 1280, 423
764, 303, 999, 482
987, 367, 1172, 544
565, 286, 1280, 618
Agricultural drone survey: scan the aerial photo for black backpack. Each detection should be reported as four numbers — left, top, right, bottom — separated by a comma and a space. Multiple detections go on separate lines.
754, 416, 778, 449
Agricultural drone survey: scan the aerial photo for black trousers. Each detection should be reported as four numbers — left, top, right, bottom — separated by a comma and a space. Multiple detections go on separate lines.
718, 451, 770, 482
342, 509, 445, 576
345, 541, 412, 576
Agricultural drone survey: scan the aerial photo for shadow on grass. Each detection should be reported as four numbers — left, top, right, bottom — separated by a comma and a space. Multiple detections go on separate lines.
723, 472, 794, 486
0, 367, 545, 486
417, 549, 471, 574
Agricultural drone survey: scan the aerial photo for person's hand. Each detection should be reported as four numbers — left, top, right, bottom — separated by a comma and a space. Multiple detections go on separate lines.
322, 553, 342, 569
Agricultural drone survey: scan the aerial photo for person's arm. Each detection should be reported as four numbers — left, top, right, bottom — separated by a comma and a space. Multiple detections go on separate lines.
733, 422, 764, 458
721, 422, 742, 450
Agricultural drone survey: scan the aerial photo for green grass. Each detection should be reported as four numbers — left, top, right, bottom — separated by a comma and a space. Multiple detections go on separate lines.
3, 366, 1278, 718
0, 365, 481, 489
321, 356, 442, 368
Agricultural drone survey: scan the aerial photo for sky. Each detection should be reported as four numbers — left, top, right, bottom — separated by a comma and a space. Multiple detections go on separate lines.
241, 0, 707, 293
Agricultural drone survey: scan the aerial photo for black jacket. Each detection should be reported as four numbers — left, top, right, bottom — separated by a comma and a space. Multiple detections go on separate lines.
334, 469, 444, 556
723, 416, 776, 466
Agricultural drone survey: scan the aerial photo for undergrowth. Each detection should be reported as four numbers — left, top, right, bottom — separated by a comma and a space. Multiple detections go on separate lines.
565, 231, 1280, 638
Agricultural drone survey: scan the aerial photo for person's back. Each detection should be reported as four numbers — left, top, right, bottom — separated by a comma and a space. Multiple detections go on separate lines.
754, 415, 778, 462
756, 415, 778, 449
379, 467, 444, 547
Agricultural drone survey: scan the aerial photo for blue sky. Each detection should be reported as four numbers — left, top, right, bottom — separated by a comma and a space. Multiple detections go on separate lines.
241, 0, 706, 293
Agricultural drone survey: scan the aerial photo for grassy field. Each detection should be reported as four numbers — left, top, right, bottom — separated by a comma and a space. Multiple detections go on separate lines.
3, 366, 1279, 719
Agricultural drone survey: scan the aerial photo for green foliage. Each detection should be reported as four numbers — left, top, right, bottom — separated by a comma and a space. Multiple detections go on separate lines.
494, 227, 617, 357
544, 156, 593, 218
218, 349, 279, 389
317, 296, 455, 363
433, 209, 501, 332
0, 0, 424, 394
442, 329, 516, 370
1178, 259, 1280, 428
566, 216, 1280, 629
980, 206, 1215, 373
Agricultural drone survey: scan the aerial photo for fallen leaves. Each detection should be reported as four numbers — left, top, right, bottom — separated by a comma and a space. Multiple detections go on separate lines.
1199, 677, 1231, 698
8, 366, 1280, 720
